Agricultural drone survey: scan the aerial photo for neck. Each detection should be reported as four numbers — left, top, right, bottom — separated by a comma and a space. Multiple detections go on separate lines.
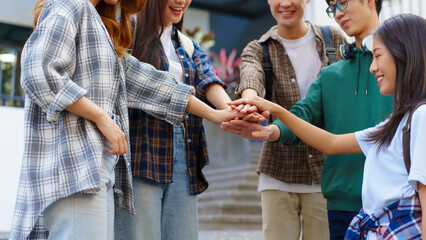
276, 21, 309, 40
90, 0, 100, 7
354, 17, 380, 48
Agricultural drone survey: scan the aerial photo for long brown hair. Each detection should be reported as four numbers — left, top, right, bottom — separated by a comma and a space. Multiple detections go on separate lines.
31, 0, 146, 57
369, 14, 426, 149
132, 0, 184, 69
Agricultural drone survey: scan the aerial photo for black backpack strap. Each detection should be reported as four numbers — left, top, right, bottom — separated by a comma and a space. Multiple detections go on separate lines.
260, 41, 273, 101
320, 26, 337, 65
402, 101, 426, 174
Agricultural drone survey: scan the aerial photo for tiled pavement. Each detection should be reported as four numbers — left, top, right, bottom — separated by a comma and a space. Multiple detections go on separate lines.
1, 231, 263, 240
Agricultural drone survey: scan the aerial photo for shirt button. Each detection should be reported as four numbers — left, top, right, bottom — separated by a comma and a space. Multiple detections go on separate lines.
185, 73, 189, 77
186, 115, 190, 119
291, 78, 296, 83
188, 139, 192, 143
308, 154, 313, 158
180, 55, 184, 59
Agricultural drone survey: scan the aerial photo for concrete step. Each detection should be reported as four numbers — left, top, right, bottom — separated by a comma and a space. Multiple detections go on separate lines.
199, 190, 261, 203
203, 163, 258, 179
199, 214, 262, 231
206, 179, 258, 192
198, 201, 261, 215
204, 169, 259, 184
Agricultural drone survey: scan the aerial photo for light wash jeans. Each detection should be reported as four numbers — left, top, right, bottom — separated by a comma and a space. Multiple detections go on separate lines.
42, 150, 117, 240
114, 125, 198, 240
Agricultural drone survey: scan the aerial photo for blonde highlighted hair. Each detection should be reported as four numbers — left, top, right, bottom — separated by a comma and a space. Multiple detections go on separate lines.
31, 0, 146, 57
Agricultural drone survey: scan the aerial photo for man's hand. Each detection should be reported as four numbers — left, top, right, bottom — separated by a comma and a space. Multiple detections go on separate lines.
221, 120, 277, 142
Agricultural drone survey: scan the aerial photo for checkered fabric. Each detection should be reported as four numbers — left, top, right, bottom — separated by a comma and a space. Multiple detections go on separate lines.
10, 0, 193, 239
344, 195, 422, 240
235, 22, 347, 184
128, 24, 224, 195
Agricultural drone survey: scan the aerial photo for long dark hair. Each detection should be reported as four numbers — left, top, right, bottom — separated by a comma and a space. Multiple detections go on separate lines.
369, 14, 426, 149
132, 0, 184, 69
32, 0, 146, 57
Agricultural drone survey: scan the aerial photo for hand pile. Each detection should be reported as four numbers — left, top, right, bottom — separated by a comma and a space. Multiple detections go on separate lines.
220, 97, 273, 142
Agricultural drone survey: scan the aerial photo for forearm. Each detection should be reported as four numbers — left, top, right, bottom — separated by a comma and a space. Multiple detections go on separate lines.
270, 104, 360, 155
186, 95, 217, 122
65, 96, 108, 124
205, 83, 232, 110
266, 124, 281, 142
241, 88, 258, 98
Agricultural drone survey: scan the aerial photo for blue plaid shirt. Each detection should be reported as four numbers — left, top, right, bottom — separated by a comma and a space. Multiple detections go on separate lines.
128, 26, 225, 195
344, 195, 422, 240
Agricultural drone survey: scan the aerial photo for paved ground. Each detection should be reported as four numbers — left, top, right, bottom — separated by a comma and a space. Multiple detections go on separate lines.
1, 231, 263, 240
199, 231, 263, 240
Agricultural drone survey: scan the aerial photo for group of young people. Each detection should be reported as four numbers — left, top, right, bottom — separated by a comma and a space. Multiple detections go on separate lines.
8, 0, 426, 240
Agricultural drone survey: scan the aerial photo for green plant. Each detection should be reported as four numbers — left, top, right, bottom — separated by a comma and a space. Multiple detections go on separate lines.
183, 27, 216, 50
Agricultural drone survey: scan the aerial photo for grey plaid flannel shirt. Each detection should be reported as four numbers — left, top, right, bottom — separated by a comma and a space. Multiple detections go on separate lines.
10, 0, 194, 239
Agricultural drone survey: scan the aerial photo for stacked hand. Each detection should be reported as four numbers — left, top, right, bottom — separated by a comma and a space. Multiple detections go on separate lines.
220, 96, 279, 142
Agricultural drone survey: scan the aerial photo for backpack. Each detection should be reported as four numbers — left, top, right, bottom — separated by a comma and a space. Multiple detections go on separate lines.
261, 26, 336, 100
402, 101, 426, 173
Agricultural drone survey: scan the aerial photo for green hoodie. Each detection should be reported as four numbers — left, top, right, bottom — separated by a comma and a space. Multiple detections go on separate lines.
274, 48, 393, 211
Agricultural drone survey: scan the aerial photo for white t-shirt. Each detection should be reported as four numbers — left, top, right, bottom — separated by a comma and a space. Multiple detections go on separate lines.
355, 105, 426, 239
258, 25, 322, 193
275, 25, 322, 99
160, 26, 184, 83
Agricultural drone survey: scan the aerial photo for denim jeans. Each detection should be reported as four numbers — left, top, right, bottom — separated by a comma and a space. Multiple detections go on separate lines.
114, 125, 198, 240
42, 151, 117, 240
328, 210, 359, 240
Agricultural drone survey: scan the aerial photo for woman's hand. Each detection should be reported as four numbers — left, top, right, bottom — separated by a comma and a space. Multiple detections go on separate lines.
64, 97, 128, 155
95, 114, 128, 155
228, 96, 280, 115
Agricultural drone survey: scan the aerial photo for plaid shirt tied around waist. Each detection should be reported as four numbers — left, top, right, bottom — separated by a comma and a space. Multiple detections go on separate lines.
344, 195, 422, 240
129, 26, 225, 195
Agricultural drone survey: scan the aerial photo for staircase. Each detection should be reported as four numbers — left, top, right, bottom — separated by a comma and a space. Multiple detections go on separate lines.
198, 142, 263, 231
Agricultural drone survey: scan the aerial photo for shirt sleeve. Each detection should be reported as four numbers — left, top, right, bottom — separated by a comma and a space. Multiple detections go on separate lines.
234, 40, 266, 99
408, 106, 426, 190
354, 120, 388, 156
20, 14, 86, 123
191, 41, 225, 101
273, 76, 325, 146
124, 55, 195, 126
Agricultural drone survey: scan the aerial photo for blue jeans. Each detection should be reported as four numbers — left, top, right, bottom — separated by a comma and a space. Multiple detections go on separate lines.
42, 151, 117, 240
328, 210, 359, 240
114, 125, 198, 240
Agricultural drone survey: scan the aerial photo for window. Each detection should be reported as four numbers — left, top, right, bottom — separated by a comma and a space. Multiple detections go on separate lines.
0, 45, 23, 107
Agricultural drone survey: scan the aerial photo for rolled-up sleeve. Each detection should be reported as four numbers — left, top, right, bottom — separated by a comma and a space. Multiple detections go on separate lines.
234, 41, 266, 99
192, 41, 225, 100
21, 14, 85, 123
124, 55, 194, 126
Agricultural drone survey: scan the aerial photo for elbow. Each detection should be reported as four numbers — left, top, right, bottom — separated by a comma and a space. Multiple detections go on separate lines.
319, 137, 340, 155
322, 148, 338, 155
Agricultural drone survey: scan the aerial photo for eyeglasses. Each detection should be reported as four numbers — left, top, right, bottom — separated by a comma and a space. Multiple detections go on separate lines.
326, 0, 349, 18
